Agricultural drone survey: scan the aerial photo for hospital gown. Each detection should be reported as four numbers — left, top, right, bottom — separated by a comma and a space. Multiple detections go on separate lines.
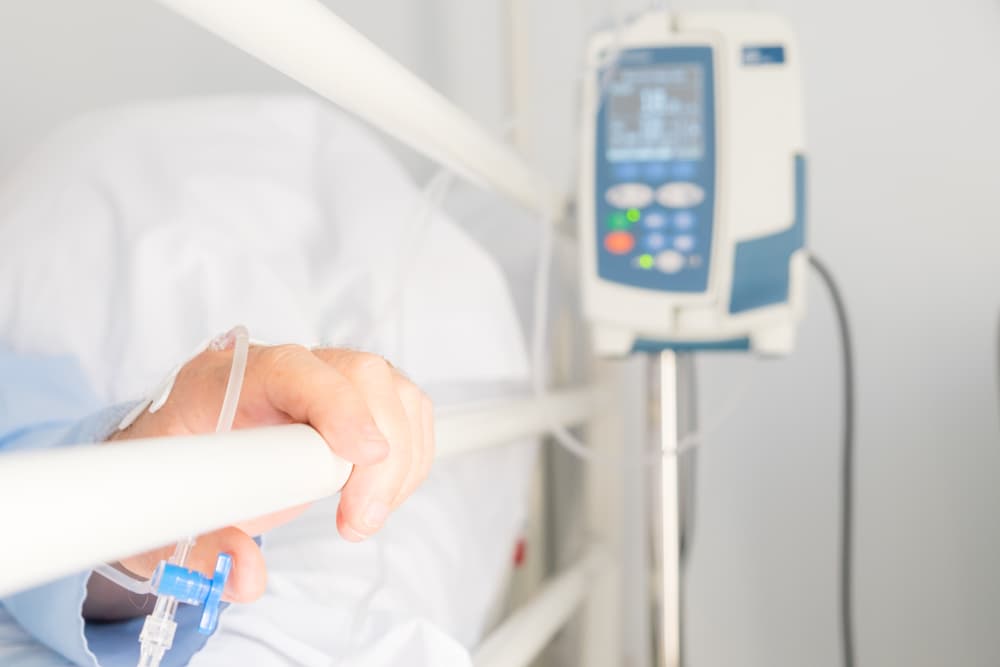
0, 344, 219, 667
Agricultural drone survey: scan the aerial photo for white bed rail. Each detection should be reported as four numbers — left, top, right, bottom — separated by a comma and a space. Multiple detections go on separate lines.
156, 0, 563, 219
474, 546, 609, 667
0, 388, 603, 598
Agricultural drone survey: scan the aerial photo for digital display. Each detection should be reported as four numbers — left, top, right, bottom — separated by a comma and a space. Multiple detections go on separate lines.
605, 64, 705, 162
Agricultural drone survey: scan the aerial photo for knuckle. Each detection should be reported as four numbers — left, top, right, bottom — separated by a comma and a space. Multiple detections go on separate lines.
311, 346, 346, 365
346, 352, 391, 378
267, 343, 309, 364
396, 379, 423, 406
255, 345, 318, 408
261, 344, 309, 379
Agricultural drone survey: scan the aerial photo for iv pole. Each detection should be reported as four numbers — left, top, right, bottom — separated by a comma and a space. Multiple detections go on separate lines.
655, 349, 682, 667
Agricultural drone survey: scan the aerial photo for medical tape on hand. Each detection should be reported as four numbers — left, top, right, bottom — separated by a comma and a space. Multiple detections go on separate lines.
116, 328, 266, 432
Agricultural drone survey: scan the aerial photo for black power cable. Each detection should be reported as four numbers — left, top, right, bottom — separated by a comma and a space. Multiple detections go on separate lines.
809, 254, 856, 667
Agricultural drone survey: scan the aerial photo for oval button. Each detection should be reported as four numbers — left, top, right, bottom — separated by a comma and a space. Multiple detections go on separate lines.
644, 232, 667, 251
656, 250, 686, 274
673, 235, 696, 252
672, 211, 696, 231
643, 212, 668, 229
604, 231, 635, 255
606, 211, 630, 230
656, 182, 705, 209
605, 183, 654, 209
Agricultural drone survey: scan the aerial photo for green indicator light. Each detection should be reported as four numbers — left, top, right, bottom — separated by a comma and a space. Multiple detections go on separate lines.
638, 254, 654, 269
626, 208, 641, 223
607, 212, 629, 229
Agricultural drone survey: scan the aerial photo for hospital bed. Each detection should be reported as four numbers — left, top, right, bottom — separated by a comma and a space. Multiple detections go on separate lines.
0, 1, 645, 665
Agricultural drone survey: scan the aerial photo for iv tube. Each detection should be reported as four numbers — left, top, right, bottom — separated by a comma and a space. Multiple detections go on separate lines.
136, 325, 250, 667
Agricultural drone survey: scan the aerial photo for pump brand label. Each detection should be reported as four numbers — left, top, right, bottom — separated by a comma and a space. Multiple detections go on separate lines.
742, 45, 786, 65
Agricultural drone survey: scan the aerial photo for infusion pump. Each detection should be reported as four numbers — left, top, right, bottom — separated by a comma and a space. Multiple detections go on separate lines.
578, 11, 807, 356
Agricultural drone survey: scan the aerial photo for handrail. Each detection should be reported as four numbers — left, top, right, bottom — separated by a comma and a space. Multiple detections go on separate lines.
0, 387, 603, 597
474, 546, 609, 667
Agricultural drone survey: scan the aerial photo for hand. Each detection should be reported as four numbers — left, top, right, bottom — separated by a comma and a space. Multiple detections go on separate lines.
102, 344, 434, 608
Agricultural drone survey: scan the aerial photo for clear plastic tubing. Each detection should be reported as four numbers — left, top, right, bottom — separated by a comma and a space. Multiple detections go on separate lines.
136, 325, 250, 667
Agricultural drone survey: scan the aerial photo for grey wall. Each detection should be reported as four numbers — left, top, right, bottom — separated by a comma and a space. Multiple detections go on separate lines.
0, 0, 509, 179
686, 1, 1000, 666
3, 1, 1000, 666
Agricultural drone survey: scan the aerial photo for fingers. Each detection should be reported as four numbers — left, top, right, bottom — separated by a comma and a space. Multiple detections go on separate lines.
315, 350, 413, 541
313, 350, 435, 542
118, 526, 266, 604
390, 376, 435, 506
257, 345, 390, 466
119, 343, 434, 559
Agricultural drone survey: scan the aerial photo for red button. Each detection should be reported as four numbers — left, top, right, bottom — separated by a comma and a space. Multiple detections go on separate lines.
604, 231, 635, 255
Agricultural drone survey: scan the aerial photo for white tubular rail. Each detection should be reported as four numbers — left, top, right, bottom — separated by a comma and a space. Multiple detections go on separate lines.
436, 386, 602, 458
155, 0, 563, 219
474, 546, 609, 667
0, 388, 602, 598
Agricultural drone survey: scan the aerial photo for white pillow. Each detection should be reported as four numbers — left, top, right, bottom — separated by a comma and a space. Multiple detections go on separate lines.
0, 95, 529, 400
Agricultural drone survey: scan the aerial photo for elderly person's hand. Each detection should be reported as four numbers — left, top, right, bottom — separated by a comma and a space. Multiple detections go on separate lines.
86, 344, 433, 618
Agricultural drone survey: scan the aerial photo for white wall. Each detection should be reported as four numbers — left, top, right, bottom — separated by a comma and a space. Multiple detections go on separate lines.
3, 1, 1000, 666
685, 1, 1000, 665
0, 0, 509, 179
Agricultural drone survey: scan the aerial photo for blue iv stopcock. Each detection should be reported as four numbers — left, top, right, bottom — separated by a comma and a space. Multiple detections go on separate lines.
153, 553, 233, 635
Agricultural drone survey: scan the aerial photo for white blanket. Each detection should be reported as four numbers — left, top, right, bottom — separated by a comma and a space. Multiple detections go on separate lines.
0, 96, 535, 666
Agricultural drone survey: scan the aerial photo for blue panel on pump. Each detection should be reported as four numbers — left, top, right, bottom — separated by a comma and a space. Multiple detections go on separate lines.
595, 46, 715, 294
728, 155, 807, 313
631, 337, 751, 353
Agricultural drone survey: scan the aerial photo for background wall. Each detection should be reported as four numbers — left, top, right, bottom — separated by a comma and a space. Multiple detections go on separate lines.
0, 0, 509, 179
2, 1, 1000, 666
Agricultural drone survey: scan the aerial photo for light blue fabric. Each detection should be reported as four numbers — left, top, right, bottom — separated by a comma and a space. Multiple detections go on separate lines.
0, 344, 214, 666
0, 347, 104, 452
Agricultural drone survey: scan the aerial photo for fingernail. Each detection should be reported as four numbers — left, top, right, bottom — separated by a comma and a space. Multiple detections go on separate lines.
362, 501, 390, 531
341, 525, 370, 542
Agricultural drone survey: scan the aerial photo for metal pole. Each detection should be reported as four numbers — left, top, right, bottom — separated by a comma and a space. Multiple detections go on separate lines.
657, 350, 681, 666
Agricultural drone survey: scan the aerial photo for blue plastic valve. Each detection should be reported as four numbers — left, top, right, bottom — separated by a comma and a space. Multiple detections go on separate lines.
154, 553, 233, 635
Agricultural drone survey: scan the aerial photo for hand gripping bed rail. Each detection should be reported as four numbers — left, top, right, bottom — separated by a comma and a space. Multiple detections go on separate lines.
0, 386, 603, 598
